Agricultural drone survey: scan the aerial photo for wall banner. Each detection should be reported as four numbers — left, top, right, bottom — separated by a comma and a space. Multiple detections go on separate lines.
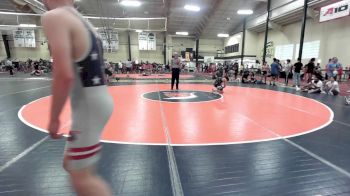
13, 30, 25, 47
139, 32, 156, 51
320, 0, 350, 22
204, 56, 215, 63
147, 32, 156, 51
24, 30, 36, 48
138, 32, 148, 50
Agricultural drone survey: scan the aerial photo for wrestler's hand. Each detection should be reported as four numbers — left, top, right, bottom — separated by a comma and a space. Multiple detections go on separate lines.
48, 119, 63, 139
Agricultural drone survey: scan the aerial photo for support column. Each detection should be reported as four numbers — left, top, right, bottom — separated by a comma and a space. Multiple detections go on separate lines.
298, 0, 308, 60
241, 18, 246, 66
195, 38, 199, 66
163, 32, 167, 65
262, 0, 271, 63
2, 35, 11, 59
127, 31, 131, 61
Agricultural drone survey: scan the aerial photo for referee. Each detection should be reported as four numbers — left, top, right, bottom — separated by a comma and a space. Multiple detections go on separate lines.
171, 52, 181, 90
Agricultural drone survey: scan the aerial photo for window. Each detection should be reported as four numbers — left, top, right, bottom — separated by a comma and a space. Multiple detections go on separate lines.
295, 40, 320, 60
225, 44, 239, 54
275, 44, 294, 60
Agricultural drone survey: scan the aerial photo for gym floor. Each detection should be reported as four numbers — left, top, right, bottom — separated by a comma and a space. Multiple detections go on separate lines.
1, 73, 350, 196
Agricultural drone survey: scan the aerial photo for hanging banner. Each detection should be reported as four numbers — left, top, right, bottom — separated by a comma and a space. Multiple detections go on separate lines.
138, 32, 148, 50
13, 30, 25, 47
139, 32, 156, 51
99, 32, 108, 49
204, 56, 215, 63
320, 0, 350, 22
99, 30, 119, 51
110, 31, 119, 50
147, 32, 156, 50
24, 30, 36, 48
185, 52, 190, 62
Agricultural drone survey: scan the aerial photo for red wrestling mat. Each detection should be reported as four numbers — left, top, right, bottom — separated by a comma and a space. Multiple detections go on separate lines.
19, 84, 333, 146
114, 74, 194, 79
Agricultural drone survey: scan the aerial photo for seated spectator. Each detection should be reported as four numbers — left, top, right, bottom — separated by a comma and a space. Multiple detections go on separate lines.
241, 70, 250, 83
228, 69, 235, 81
301, 76, 323, 94
30, 62, 43, 76
249, 72, 257, 83
322, 77, 340, 95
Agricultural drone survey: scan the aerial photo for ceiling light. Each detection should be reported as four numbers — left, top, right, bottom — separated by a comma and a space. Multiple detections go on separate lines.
136, 29, 143, 33
19, 24, 37, 27
184, 5, 200, 12
218, 33, 229, 38
176, 32, 189, 36
120, 0, 141, 7
237, 10, 254, 15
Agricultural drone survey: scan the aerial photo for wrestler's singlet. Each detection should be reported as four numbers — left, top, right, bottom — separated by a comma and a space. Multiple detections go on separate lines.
65, 7, 114, 169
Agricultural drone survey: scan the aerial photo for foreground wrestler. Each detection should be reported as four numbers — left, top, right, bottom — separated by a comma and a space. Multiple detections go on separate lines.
42, 0, 113, 195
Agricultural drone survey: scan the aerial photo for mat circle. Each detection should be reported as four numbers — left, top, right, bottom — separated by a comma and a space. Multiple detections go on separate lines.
18, 84, 333, 146
142, 90, 222, 103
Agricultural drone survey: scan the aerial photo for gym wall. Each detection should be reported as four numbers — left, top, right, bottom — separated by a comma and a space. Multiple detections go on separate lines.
223, 30, 258, 58
271, 0, 295, 10
254, 16, 350, 67
7, 30, 50, 60
1, 30, 166, 63
131, 31, 164, 64
171, 37, 195, 54
168, 36, 223, 62
199, 38, 224, 57
103, 31, 129, 63
224, 33, 242, 57
2, 29, 223, 64
244, 30, 259, 57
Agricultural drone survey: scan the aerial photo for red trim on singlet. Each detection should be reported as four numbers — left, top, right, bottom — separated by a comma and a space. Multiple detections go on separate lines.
68, 143, 101, 153
67, 149, 101, 160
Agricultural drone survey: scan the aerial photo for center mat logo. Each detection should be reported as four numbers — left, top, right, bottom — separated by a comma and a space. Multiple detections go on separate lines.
142, 90, 222, 103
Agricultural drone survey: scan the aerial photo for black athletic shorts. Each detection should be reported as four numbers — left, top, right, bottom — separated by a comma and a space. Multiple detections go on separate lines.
105, 69, 112, 76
